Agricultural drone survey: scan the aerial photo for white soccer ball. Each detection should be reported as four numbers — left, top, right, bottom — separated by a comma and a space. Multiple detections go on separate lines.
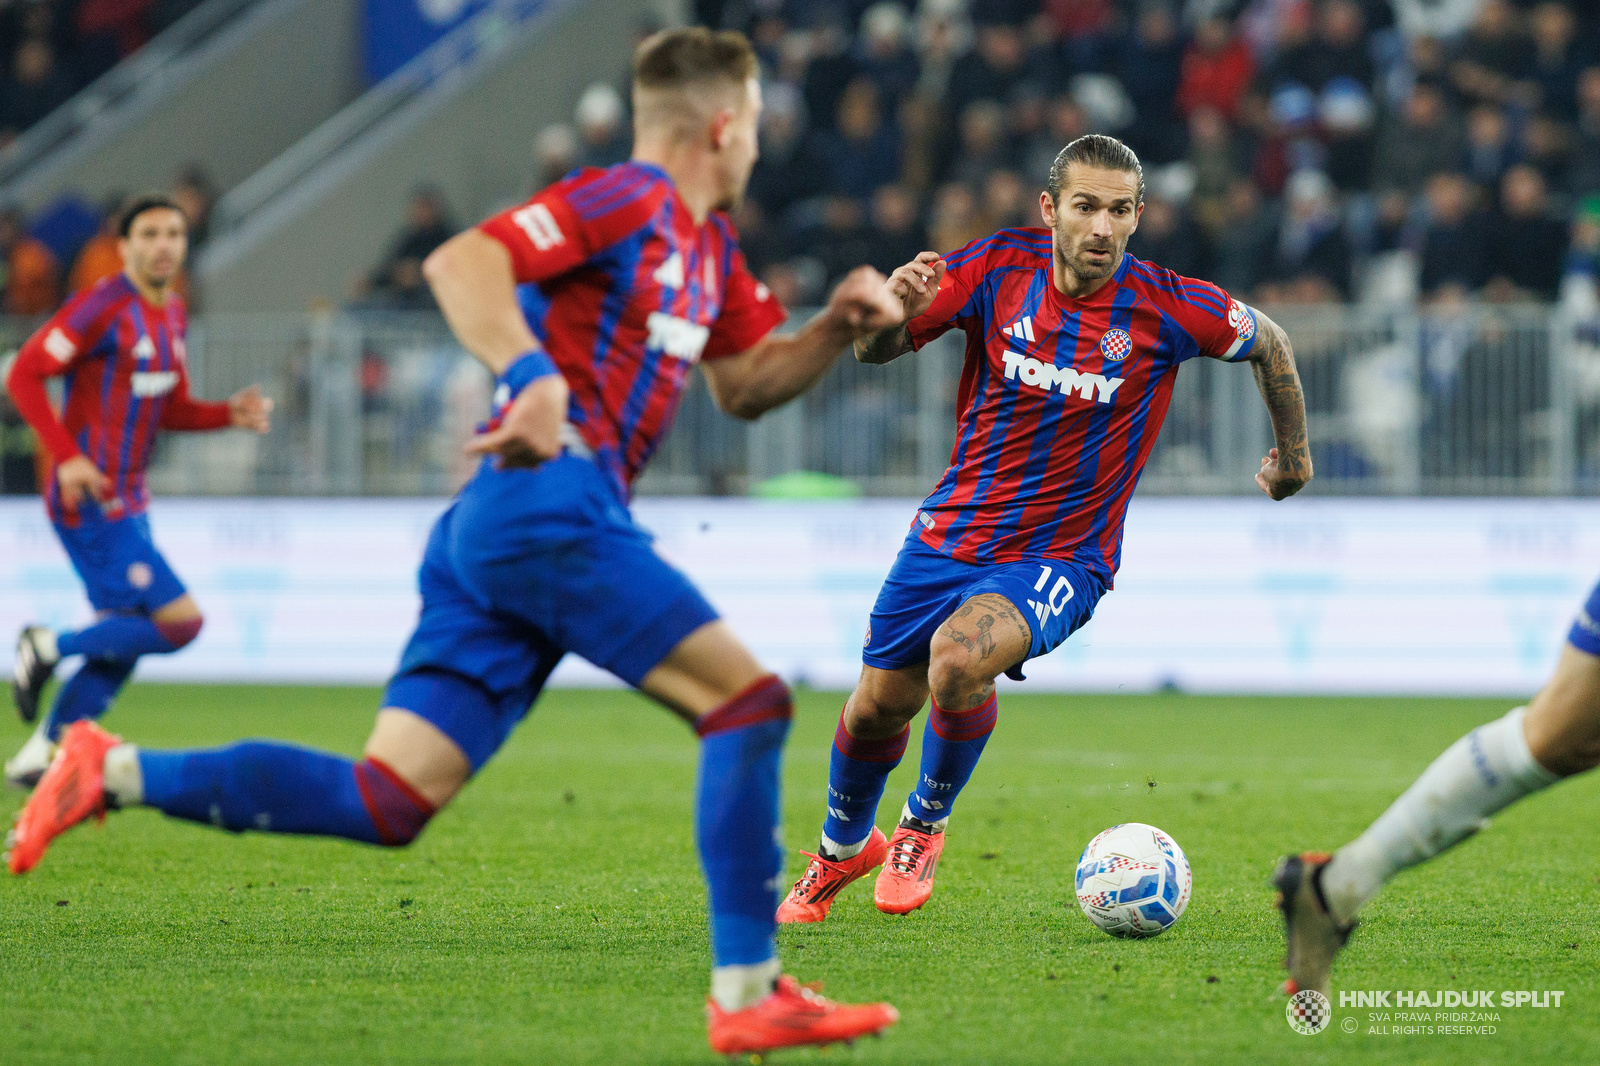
1074, 822, 1192, 938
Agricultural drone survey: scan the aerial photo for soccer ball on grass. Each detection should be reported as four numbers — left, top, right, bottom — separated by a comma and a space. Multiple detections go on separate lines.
1074, 822, 1191, 938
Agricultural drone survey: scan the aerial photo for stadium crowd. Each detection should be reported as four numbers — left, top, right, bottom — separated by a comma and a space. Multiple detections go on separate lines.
513, 0, 1600, 312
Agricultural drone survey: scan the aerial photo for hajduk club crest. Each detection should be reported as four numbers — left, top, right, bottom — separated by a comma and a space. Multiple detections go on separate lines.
1099, 328, 1132, 361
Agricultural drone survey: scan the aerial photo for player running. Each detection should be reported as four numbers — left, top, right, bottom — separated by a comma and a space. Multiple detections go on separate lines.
778, 134, 1313, 923
7, 29, 901, 1056
5, 195, 273, 788
1275, 583, 1600, 998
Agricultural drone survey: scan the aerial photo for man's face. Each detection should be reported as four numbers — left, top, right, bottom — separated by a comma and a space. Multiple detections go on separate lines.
119, 208, 187, 288
716, 77, 763, 211
1040, 165, 1142, 282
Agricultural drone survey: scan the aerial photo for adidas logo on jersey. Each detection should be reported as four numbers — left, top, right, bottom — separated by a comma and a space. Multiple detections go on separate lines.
1001, 316, 1036, 344
645, 312, 710, 363
133, 335, 156, 362
1001, 351, 1124, 405
653, 252, 685, 289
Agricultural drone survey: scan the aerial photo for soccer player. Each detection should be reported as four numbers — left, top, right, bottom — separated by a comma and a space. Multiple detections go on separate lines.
5, 195, 273, 788
7, 29, 902, 1056
1275, 586, 1600, 997
777, 134, 1313, 923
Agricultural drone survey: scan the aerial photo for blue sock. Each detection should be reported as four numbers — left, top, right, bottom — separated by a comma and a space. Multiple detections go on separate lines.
45, 658, 137, 741
136, 743, 435, 845
57, 615, 189, 659
907, 692, 998, 827
694, 677, 793, 968
819, 707, 909, 853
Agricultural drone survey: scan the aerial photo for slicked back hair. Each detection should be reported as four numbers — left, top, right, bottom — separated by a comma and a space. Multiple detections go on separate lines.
118, 194, 185, 238
1046, 135, 1144, 207
633, 27, 757, 94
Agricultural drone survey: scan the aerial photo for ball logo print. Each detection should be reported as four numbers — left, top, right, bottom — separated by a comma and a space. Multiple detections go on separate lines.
1287, 989, 1331, 1035
1099, 328, 1132, 361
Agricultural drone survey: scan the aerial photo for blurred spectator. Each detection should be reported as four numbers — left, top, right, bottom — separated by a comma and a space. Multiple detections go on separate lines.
977, 169, 1033, 232
747, 83, 828, 219
1463, 104, 1514, 189
1418, 172, 1490, 297
1, 38, 73, 143
1255, 0, 1316, 95
1116, 2, 1185, 163
171, 164, 214, 251
949, 100, 1008, 186
945, 19, 1028, 124
1520, 114, 1572, 191
1524, 1, 1587, 121
863, 183, 926, 274
1306, 0, 1373, 91
1484, 165, 1568, 301
1320, 78, 1378, 191
1127, 194, 1207, 279
1371, 82, 1464, 195
929, 181, 985, 252
1571, 67, 1600, 196
575, 83, 628, 169
69, 197, 125, 293
360, 187, 454, 310
856, 2, 919, 109
815, 77, 900, 199
1449, 0, 1528, 107
532, 123, 579, 192
1210, 177, 1278, 297
0, 206, 60, 314
802, 195, 878, 287
802, 16, 858, 133
1186, 106, 1243, 230
1023, 93, 1089, 188
1264, 169, 1351, 301
1177, 16, 1255, 122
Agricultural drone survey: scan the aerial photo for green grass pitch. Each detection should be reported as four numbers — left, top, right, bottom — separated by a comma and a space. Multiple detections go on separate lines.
2, 685, 1596, 1065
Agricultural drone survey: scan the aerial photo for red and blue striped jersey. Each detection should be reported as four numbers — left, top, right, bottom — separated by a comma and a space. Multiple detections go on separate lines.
6, 273, 229, 525
906, 227, 1259, 585
480, 161, 786, 500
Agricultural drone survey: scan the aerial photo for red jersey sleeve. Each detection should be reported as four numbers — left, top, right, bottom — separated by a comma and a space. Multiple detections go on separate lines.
1164, 273, 1259, 363
702, 245, 787, 360
907, 240, 985, 350
158, 356, 231, 431
478, 165, 667, 285
3, 288, 124, 462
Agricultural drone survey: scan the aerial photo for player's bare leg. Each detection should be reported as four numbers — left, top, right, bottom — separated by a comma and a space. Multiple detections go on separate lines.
874, 593, 1031, 914
635, 620, 898, 1050
777, 664, 925, 923
1277, 644, 1599, 997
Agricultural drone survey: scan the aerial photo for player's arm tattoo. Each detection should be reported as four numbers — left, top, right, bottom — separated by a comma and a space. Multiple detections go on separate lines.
1245, 307, 1313, 495
854, 324, 914, 365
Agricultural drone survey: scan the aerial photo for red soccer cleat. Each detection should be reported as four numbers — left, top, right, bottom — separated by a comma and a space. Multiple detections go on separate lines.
6, 720, 120, 875
775, 826, 889, 923
873, 822, 945, 915
706, 975, 898, 1055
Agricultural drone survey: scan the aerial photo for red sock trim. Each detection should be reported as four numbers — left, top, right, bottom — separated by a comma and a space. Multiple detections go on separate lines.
833, 707, 910, 763
353, 756, 437, 846
154, 616, 203, 649
694, 675, 793, 738
929, 692, 998, 743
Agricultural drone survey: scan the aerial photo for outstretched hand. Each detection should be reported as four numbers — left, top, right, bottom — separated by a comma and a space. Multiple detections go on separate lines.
886, 251, 946, 322
824, 265, 906, 339
228, 386, 274, 433
1256, 447, 1311, 500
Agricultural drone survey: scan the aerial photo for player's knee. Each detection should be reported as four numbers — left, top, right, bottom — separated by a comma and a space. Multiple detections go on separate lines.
927, 636, 988, 711
353, 757, 438, 846
155, 614, 203, 650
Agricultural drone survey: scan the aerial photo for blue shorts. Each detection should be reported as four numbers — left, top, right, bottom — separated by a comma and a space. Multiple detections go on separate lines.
862, 533, 1104, 681
1567, 577, 1600, 656
54, 502, 187, 615
382, 454, 720, 770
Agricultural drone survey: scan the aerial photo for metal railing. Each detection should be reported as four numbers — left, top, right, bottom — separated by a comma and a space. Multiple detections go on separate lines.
4, 305, 1599, 498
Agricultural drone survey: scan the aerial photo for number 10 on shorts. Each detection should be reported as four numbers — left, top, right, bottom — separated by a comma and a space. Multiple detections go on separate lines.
1027, 566, 1073, 626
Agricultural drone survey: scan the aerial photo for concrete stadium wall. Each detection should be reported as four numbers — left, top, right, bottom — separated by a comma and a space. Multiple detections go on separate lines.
1, 497, 1591, 695
197, 0, 659, 312
4, 0, 363, 212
